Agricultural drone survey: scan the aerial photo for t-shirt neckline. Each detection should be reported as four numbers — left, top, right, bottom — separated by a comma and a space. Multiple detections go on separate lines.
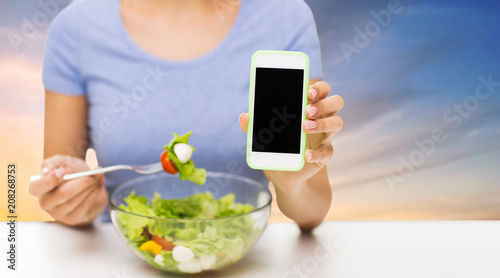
114, 0, 244, 67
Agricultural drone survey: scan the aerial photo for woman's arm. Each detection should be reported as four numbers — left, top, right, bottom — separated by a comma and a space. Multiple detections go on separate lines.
269, 167, 331, 232
28, 91, 108, 227
44, 90, 88, 158
240, 80, 343, 232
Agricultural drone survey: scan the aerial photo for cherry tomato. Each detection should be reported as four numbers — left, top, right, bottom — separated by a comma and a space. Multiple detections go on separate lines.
160, 150, 178, 174
152, 235, 175, 251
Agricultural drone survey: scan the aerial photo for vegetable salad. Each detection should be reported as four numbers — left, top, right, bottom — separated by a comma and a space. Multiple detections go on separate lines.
116, 191, 263, 273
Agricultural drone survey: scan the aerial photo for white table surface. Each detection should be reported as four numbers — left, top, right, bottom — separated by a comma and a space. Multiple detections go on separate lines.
1, 221, 499, 278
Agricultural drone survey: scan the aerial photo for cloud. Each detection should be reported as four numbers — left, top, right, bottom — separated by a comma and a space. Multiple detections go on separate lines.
331, 188, 500, 220
0, 53, 44, 117
316, 0, 500, 199
328, 94, 500, 189
0, 0, 498, 220
0, 23, 50, 55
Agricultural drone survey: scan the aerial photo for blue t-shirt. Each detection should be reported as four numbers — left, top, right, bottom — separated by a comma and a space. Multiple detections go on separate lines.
42, 0, 323, 220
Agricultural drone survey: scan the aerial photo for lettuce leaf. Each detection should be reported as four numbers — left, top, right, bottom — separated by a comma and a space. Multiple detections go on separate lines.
164, 131, 193, 150
186, 168, 207, 185
117, 192, 155, 241
163, 131, 206, 185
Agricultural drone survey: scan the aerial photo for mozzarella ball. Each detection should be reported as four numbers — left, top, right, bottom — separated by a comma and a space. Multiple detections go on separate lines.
154, 254, 164, 266
174, 143, 193, 163
177, 257, 202, 273
172, 245, 195, 263
199, 254, 216, 270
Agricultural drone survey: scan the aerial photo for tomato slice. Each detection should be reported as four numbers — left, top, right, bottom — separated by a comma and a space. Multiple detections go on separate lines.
160, 150, 178, 174
141, 227, 152, 240
152, 235, 175, 251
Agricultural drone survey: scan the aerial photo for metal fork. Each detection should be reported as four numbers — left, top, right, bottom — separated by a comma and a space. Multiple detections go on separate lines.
30, 162, 164, 182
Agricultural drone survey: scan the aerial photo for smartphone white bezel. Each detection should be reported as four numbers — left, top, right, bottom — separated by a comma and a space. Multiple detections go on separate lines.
247, 51, 309, 171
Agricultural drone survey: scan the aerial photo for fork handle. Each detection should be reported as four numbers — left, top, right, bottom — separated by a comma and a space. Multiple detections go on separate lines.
30, 165, 133, 182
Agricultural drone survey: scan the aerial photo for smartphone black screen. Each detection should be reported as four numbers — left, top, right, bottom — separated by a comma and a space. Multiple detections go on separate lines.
252, 67, 304, 154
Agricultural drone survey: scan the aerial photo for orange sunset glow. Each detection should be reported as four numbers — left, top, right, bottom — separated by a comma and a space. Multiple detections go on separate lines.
1, 1, 499, 222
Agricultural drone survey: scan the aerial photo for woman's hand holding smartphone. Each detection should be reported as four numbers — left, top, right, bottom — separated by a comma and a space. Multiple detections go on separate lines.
240, 50, 344, 230
243, 50, 343, 177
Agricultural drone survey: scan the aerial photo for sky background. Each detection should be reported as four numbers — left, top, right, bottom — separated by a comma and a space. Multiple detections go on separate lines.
1, 0, 499, 220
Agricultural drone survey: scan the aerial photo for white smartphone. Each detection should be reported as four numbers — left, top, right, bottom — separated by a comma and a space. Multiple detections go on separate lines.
246, 50, 310, 171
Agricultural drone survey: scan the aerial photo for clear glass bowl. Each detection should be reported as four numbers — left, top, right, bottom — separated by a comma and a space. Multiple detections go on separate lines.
109, 172, 272, 274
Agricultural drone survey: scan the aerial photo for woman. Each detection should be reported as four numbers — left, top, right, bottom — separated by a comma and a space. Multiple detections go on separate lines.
29, 0, 344, 232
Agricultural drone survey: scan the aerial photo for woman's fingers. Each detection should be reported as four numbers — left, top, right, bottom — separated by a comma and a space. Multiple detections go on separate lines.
42, 154, 88, 173
86, 185, 108, 222
31, 154, 93, 198
38, 174, 103, 212
30, 154, 106, 226
303, 115, 344, 134
305, 144, 334, 165
48, 180, 100, 217
28, 168, 65, 197
40, 155, 67, 172
239, 113, 249, 133
308, 81, 332, 103
63, 184, 106, 226
306, 95, 344, 119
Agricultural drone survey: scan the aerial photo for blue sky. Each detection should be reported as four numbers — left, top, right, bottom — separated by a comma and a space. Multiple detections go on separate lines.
306, 0, 500, 161
304, 0, 500, 218
1, 0, 499, 219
